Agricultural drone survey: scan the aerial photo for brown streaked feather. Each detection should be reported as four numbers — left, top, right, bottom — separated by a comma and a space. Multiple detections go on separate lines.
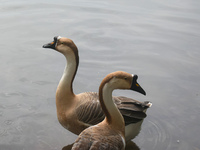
123, 116, 143, 125
72, 125, 125, 150
76, 92, 105, 125
76, 93, 150, 126
114, 96, 151, 109
120, 109, 146, 119
115, 96, 150, 125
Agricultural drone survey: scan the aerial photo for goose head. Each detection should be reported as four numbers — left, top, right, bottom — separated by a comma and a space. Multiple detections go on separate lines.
43, 36, 78, 57
101, 71, 146, 95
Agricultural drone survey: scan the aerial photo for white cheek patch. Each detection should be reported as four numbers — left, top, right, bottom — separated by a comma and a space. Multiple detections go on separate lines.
56, 36, 62, 47
57, 36, 62, 40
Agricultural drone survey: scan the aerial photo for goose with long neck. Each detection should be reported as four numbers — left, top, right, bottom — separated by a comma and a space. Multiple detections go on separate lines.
43, 36, 152, 141
72, 71, 145, 150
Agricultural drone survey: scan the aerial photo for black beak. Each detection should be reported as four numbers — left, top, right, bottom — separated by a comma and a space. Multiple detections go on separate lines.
130, 75, 146, 95
43, 36, 58, 49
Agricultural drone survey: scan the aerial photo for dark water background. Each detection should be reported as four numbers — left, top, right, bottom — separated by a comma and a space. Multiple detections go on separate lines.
0, 0, 200, 149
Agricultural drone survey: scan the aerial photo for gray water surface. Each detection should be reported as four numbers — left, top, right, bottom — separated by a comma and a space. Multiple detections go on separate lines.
0, 0, 200, 150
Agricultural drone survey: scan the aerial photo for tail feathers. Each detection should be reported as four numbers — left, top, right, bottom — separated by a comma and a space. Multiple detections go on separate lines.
114, 96, 152, 125
116, 96, 151, 108
122, 116, 143, 125
120, 109, 147, 119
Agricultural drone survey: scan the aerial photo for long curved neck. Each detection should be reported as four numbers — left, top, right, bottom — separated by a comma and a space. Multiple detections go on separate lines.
99, 83, 125, 132
56, 52, 79, 103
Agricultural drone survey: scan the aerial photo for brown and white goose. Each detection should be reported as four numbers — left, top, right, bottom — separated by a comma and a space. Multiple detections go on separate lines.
72, 71, 145, 150
43, 36, 152, 141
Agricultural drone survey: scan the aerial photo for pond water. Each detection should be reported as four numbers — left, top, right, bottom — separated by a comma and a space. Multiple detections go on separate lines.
0, 0, 200, 150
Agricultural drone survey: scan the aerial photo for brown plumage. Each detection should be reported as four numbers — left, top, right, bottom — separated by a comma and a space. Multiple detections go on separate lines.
72, 125, 125, 150
43, 36, 152, 141
72, 71, 142, 150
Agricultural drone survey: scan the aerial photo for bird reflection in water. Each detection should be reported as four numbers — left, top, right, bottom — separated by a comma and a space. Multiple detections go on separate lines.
62, 141, 140, 150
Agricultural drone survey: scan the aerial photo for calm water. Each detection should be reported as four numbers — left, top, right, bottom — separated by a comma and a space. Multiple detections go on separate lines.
0, 0, 200, 149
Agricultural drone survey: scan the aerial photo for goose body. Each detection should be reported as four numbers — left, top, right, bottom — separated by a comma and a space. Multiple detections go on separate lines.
72, 71, 144, 150
43, 36, 152, 141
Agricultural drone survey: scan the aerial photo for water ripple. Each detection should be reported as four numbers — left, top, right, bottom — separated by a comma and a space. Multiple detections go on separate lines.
0, 91, 29, 98
136, 119, 173, 150
0, 129, 8, 137
0, 111, 3, 116
32, 80, 53, 85
4, 120, 13, 126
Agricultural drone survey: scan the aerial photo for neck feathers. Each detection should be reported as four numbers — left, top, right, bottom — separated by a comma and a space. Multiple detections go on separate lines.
99, 77, 125, 131
56, 47, 79, 101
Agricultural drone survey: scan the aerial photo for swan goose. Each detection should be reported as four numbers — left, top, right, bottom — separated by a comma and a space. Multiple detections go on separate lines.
72, 71, 145, 150
43, 36, 152, 141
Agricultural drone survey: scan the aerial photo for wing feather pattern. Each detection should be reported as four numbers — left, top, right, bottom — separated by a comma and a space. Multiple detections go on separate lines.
76, 92, 105, 125
76, 93, 151, 126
